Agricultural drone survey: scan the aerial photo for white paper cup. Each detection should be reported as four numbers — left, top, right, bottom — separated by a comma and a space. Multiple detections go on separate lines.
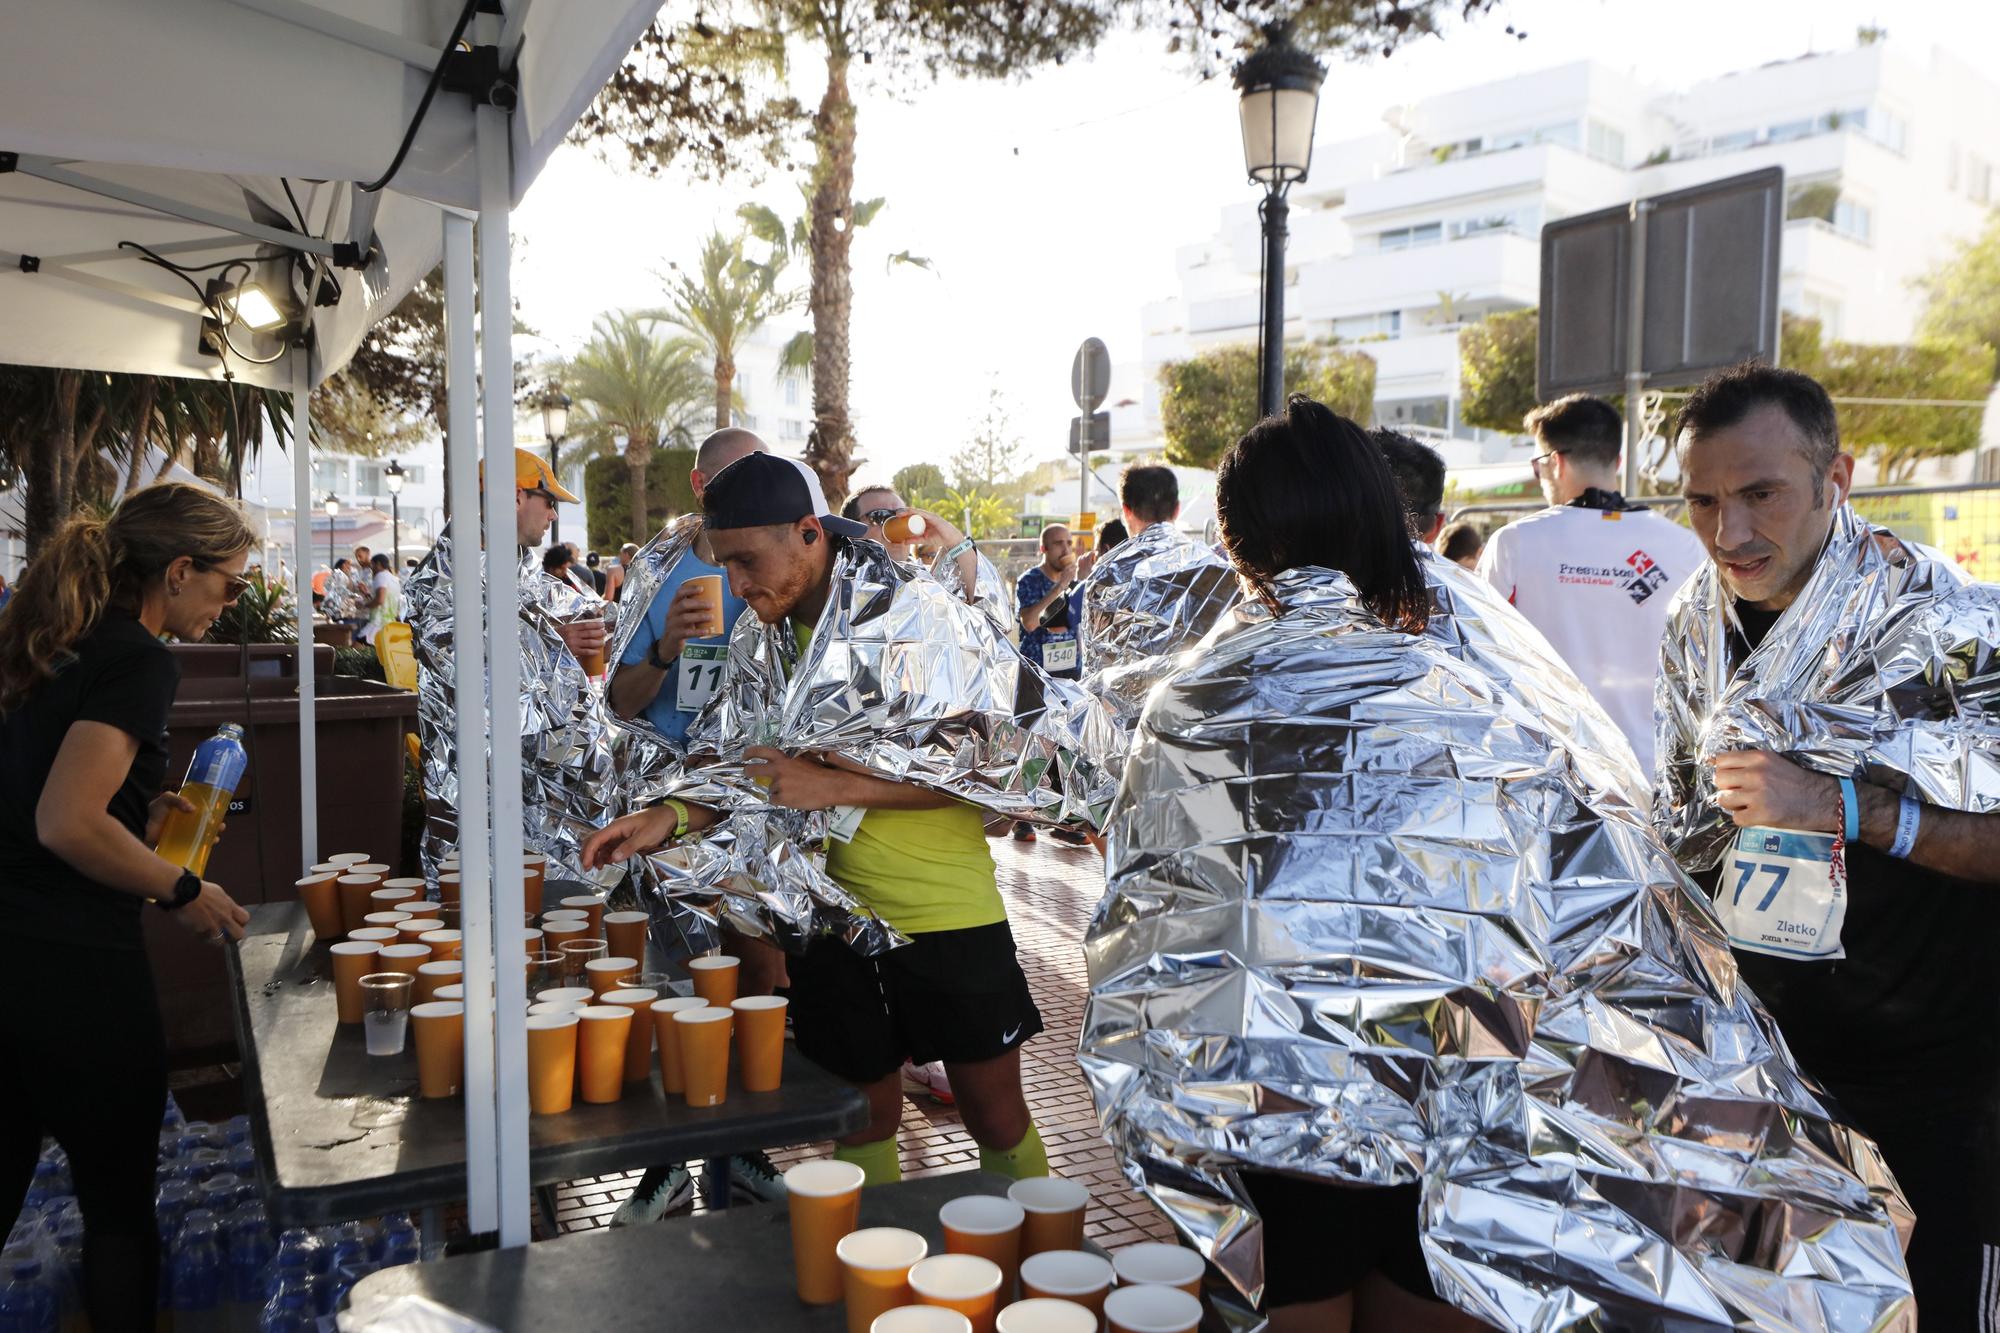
1102, 1284, 1201, 1333
536, 986, 596, 1007
1110, 1243, 1203, 1295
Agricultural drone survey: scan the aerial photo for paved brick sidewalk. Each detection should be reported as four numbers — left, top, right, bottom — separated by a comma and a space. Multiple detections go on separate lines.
554, 837, 1174, 1247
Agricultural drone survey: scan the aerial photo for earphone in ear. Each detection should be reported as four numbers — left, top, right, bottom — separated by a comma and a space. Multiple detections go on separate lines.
802, 528, 818, 545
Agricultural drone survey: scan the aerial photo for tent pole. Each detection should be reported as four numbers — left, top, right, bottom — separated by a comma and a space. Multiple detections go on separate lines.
476, 102, 532, 1250
290, 345, 317, 868
443, 207, 498, 1234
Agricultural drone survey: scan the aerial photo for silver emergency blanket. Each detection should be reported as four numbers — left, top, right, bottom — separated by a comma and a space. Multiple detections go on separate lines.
1079, 520, 1241, 726
320, 564, 367, 621
930, 545, 1012, 635
405, 526, 619, 886
1657, 501, 2000, 870
1082, 563, 1913, 1328
621, 536, 1121, 954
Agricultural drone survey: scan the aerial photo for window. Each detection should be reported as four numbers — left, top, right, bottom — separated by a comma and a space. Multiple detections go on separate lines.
1451, 214, 1515, 240
356, 462, 384, 494
1378, 223, 1442, 252
311, 459, 348, 493
1708, 129, 1756, 154
783, 376, 801, 406
1332, 311, 1402, 340
1586, 120, 1627, 166
1765, 118, 1815, 144
1832, 198, 1873, 244
1970, 155, 1993, 205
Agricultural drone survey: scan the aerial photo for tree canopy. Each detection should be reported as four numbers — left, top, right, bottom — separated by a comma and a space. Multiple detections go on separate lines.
1457, 307, 1539, 433
1915, 207, 2000, 382
1158, 340, 1376, 468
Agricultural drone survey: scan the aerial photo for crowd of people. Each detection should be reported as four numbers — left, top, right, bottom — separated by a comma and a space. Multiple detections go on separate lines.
6, 357, 1997, 1329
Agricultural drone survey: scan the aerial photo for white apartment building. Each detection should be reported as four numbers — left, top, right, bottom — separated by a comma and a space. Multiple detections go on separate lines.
1131, 40, 2000, 480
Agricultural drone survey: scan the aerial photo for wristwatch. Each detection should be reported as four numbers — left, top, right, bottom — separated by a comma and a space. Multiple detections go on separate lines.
648, 638, 676, 671
156, 870, 201, 911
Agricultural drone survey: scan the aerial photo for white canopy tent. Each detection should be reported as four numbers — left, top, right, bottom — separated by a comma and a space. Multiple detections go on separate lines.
0, 0, 663, 1247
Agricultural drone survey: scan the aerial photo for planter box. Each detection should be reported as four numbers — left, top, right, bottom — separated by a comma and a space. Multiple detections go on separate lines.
147, 645, 416, 1060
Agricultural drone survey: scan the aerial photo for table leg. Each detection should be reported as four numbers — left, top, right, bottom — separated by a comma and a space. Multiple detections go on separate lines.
534, 1184, 563, 1239
703, 1157, 730, 1210
420, 1206, 446, 1260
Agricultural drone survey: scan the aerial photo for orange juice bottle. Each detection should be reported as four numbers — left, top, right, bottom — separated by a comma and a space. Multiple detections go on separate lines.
154, 723, 248, 876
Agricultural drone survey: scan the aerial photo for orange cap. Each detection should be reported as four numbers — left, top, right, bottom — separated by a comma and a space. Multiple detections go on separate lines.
482, 447, 579, 504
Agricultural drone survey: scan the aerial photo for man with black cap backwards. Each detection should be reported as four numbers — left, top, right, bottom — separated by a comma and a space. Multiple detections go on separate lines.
584, 452, 1101, 1195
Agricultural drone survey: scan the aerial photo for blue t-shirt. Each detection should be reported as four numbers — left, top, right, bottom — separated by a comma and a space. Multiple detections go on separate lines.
1016, 565, 1084, 678
618, 551, 748, 743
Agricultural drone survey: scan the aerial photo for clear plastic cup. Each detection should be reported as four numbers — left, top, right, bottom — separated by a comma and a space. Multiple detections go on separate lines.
359, 973, 413, 1056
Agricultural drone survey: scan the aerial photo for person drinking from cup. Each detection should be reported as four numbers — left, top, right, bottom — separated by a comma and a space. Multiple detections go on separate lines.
0, 483, 252, 1333
844, 483, 993, 623
585, 454, 1077, 1198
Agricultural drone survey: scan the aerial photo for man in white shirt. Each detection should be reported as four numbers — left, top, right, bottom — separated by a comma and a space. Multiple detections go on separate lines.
1477, 394, 1705, 776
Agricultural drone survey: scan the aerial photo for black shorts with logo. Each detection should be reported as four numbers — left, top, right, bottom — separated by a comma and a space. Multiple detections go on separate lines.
786, 921, 1044, 1084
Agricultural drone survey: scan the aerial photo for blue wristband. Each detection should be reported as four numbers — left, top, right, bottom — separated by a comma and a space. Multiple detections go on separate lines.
1888, 794, 1921, 859
1838, 776, 1859, 844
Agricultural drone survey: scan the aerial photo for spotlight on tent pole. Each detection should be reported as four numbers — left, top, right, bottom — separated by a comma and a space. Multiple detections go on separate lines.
1234, 22, 1325, 419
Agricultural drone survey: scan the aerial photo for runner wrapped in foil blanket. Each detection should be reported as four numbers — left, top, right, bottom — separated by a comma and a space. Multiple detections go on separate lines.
405, 528, 619, 886
1656, 501, 2000, 871
616, 535, 1121, 955
1078, 519, 1241, 726
1081, 563, 1913, 1328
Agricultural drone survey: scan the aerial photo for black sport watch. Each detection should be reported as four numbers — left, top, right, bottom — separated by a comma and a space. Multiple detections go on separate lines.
157, 870, 201, 911
648, 638, 676, 672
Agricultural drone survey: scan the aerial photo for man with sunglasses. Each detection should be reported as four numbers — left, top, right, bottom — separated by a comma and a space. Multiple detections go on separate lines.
1476, 394, 1703, 775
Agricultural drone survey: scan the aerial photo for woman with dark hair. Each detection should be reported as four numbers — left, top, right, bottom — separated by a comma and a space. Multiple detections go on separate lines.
0, 482, 253, 1331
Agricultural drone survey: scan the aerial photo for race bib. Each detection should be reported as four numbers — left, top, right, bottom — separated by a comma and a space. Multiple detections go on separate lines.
1713, 826, 1847, 960
676, 643, 728, 713
1042, 635, 1079, 674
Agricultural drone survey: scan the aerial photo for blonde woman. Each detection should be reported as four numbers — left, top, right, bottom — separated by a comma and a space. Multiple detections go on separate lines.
0, 483, 252, 1332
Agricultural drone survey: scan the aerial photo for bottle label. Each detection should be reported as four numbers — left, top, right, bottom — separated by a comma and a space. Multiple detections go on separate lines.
186, 734, 249, 794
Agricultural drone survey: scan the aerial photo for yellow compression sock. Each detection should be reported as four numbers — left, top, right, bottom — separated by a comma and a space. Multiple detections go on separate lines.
978, 1123, 1049, 1180
834, 1135, 902, 1186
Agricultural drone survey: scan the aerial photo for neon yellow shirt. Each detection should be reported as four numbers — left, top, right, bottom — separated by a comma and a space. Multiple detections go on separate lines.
790, 621, 1003, 934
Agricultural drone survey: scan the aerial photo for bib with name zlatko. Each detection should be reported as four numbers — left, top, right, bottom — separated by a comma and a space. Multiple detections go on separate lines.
1714, 825, 1848, 960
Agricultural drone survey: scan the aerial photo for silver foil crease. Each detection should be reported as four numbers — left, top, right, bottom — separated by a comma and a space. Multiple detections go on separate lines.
320, 564, 367, 622
1081, 562, 1913, 1329
619, 537, 1120, 955
1078, 520, 1242, 727
929, 546, 1013, 635
1656, 501, 2000, 871
404, 526, 620, 887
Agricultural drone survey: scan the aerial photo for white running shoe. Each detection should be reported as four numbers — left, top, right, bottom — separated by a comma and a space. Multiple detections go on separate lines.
610, 1165, 695, 1226
901, 1060, 955, 1106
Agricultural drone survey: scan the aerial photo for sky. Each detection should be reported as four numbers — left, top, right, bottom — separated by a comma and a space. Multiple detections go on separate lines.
508, 0, 2000, 483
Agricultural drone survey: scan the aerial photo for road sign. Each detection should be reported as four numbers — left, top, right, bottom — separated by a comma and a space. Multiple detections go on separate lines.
1539, 166, 1784, 402
1071, 338, 1110, 414
1068, 412, 1110, 455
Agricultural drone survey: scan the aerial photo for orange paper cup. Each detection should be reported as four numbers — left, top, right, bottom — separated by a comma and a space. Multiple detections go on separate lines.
362, 912, 411, 930
419, 929, 463, 962
1010, 1179, 1089, 1259
1018, 1253, 1110, 1325
409, 1000, 465, 1098
603, 910, 650, 964
1110, 1243, 1203, 1298
336, 874, 383, 934
687, 954, 740, 1007
673, 1006, 733, 1108
415, 959, 464, 1005
325, 852, 370, 867
295, 874, 343, 941
520, 855, 546, 916
838, 1228, 929, 1333
995, 1300, 1098, 1333
873, 1310, 971, 1333
370, 886, 419, 913
731, 995, 788, 1093
785, 1160, 865, 1304
585, 956, 639, 998
651, 997, 708, 1092
525, 1011, 579, 1114
560, 894, 606, 936
376, 942, 432, 977
1102, 1285, 1201, 1333
941, 1195, 1025, 1305
910, 1255, 1003, 1333
350, 862, 390, 877
577, 1005, 633, 1104
396, 917, 444, 945
347, 927, 399, 947
684, 573, 727, 638
602, 988, 659, 1082
437, 872, 462, 906
329, 941, 382, 1024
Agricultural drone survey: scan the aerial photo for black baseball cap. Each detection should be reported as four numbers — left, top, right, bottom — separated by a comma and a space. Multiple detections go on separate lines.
702, 453, 867, 538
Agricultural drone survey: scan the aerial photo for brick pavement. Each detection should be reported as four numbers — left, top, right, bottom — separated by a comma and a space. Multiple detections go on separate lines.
553, 836, 1175, 1247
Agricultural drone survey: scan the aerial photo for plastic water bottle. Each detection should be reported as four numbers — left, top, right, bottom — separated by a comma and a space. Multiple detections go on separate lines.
170, 1209, 226, 1333
48, 1216, 83, 1333
154, 723, 248, 876
224, 1208, 275, 1333
162, 1094, 187, 1132
223, 1117, 251, 1148
0, 1255, 58, 1333
256, 1286, 311, 1333
317, 1229, 372, 1319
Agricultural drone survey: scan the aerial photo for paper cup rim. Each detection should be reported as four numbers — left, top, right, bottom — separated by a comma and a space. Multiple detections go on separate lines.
363, 913, 411, 926
687, 955, 740, 971
357, 972, 412, 989
336, 874, 383, 885
432, 985, 466, 1000
585, 955, 639, 971
326, 853, 370, 865
330, 940, 382, 956
398, 918, 445, 930
1101, 1284, 1202, 1330
536, 987, 595, 1004
995, 1300, 1098, 1333
373, 886, 418, 898
602, 910, 651, 923
578, 1005, 632, 1022
417, 961, 463, 976
939, 1194, 1025, 1234
602, 988, 658, 1005
871, 1307, 975, 1333
527, 1001, 583, 1016
908, 1254, 1003, 1300
419, 930, 463, 943
651, 997, 709, 1014
559, 894, 603, 906
296, 873, 337, 886
1019, 1251, 1113, 1294
378, 943, 431, 958
1110, 1243, 1204, 1285
345, 929, 398, 943
349, 863, 391, 874
783, 1159, 865, 1197
409, 1001, 464, 1018
381, 878, 427, 890
543, 921, 589, 935
308, 863, 343, 873
1008, 1177, 1089, 1213
525, 1010, 580, 1029
672, 1007, 732, 1025
837, 1227, 929, 1270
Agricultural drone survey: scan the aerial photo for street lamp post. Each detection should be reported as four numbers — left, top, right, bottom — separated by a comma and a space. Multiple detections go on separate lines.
539, 386, 571, 544
1234, 24, 1326, 419
383, 460, 406, 571
321, 493, 339, 571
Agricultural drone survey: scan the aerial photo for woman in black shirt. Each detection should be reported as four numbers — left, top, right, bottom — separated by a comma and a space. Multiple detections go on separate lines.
0, 482, 253, 1332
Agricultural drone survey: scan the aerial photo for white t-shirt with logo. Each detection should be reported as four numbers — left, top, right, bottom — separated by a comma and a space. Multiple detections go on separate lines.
1476, 503, 1707, 777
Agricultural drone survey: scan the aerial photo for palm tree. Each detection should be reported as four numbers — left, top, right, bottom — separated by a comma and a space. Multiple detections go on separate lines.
645, 229, 798, 432
564, 314, 711, 544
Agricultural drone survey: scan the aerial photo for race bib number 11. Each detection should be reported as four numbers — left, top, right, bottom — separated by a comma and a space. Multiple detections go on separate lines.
1714, 825, 1847, 960
676, 643, 728, 714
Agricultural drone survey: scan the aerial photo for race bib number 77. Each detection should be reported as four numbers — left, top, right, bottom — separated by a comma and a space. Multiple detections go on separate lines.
1713, 825, 1847, 960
